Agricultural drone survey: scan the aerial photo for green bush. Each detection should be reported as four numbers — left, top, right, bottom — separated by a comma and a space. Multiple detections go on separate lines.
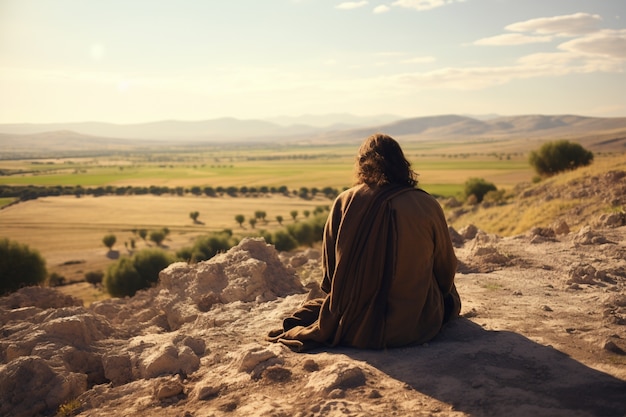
48, 272, 66, 287
0, 238, 47, 295
464, 177, 497, 203
104, 248, 174, 297
258, 230, 273, 245
272, 230, 298, 252
282, 213, 327, 249
310, 214, 327, 237
85, 270, 104, 286
177, 231, 238, 263
287, 222, 315, 247
149, 229, 166, 246
529, 140, 593, 177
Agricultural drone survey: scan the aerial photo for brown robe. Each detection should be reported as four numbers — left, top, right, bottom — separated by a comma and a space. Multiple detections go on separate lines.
268, 183, 460, 351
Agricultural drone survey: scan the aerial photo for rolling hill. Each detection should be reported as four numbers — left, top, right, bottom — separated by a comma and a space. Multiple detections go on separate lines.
0, 114, 625, 155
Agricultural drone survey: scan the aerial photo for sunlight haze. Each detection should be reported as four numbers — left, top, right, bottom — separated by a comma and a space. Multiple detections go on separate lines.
1, 0, 625, 124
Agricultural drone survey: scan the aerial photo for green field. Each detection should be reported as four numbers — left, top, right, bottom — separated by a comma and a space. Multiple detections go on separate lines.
0, 142, 533, 196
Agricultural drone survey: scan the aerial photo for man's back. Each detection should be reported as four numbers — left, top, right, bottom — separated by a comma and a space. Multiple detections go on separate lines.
384, 189, 458, 346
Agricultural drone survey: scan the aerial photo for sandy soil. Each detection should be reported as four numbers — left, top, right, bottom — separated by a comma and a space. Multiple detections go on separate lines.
180, 224, 626, 417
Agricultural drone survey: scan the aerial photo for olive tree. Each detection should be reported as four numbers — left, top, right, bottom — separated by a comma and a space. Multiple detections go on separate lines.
102, 234, 116, 250
235, 214, 245, 227
149, 229, 166, 246
254, 210, 267, 223
529, 140, 594, 177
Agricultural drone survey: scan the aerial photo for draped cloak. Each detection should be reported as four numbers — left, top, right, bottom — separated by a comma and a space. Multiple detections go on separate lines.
268, 183, 460, 351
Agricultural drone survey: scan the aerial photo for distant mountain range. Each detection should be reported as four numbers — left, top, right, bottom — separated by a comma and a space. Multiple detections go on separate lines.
336, 114, 626, 142
1, 114, 625, 154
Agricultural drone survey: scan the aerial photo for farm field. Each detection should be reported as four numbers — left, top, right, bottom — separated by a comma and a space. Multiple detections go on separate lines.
0, 141, 534, 194
0, 194, 329, 285
0, 140, 538, 300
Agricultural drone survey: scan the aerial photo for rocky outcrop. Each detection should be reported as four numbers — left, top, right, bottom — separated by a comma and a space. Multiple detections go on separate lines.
0, 237, 305, 417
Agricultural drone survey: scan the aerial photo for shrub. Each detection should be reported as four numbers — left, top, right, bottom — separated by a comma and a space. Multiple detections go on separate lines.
287, 222, 315, 247
258, 230, 273, 245
85, 270, 104, 286
104, 248, 174, 297
178, 232, 238, 263
0, 238, 47, 295
272, 230, 298, 252
102, 234, 116, 250
48, 272, 66, 287
464, 177, 497, 203
310, 214, 327, 238
149, 229, 166, 246
529, 140, 594, 177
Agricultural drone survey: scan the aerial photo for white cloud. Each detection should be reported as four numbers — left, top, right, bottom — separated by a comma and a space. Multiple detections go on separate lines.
382, 43, 623, 92
558, 29, 626, 59
373, 5, 390, 14
392, 66, 532, 90
517, 52, 622, 73
473, 33, 553, 46
335, 1, 368, 10
506, 12, 602, 37
391, 0, 463, 12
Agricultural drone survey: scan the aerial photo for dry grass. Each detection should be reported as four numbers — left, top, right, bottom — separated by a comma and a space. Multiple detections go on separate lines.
449, 153, 626, 236
0, 194, 328, 283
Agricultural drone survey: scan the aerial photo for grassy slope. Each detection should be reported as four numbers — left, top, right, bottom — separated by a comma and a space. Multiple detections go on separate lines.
448, 153, 626, 236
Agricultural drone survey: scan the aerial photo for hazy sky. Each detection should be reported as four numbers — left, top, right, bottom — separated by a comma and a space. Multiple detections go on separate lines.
1, 0, 625, 124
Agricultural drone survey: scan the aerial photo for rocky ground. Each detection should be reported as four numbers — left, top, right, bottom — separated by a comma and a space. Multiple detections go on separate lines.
1, 212, 626, 417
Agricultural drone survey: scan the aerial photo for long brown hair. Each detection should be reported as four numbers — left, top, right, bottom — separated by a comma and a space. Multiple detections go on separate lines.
354, 133, 418, 187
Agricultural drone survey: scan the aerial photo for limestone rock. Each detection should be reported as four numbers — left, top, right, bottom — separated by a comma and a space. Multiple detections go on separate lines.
305, 361, 367, 394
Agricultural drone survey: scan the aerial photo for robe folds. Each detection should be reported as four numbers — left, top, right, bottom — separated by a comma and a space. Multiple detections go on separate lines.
268, 183, 461, 351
